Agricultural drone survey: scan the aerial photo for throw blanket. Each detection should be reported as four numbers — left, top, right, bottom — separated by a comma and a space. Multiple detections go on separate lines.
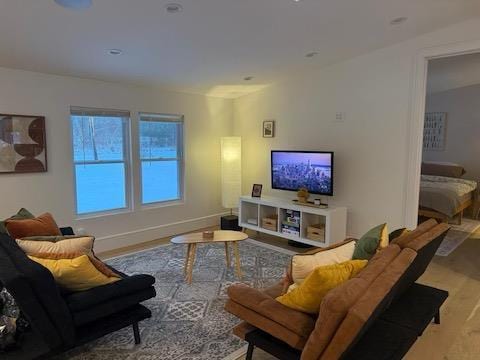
0, 287, 29, 351
420, 175, 478, 217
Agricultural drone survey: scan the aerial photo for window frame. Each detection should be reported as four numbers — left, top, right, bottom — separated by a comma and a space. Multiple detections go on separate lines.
70, 107, 132, 218
138, 112, 185, 207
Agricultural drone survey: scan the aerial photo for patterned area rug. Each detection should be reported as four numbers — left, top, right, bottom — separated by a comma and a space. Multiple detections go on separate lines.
57, 239, 293, 360
436, 218, 480, 256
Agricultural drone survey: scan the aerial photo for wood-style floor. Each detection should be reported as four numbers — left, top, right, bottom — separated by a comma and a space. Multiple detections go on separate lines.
98, 227, 480, 360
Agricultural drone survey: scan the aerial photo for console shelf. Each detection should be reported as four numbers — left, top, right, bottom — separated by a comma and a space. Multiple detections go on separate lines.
239, 195, 347, 248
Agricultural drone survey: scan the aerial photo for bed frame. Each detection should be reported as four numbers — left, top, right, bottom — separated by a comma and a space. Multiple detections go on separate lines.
419, 198, 472, 225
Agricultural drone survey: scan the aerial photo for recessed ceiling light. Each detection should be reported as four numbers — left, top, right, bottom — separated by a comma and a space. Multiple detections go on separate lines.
165, 3, 183, 13
54, 0, 92, 9
244, 76, 254, 81
390, 17, 408, 25
107, 49, 123, 56
305, 52, 319, 58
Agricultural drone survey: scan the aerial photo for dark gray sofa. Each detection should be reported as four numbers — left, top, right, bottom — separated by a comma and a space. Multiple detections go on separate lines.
0, 229, 156, 360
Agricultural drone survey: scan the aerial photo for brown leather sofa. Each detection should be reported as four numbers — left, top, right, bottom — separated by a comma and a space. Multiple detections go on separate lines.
225, 219, 450, 360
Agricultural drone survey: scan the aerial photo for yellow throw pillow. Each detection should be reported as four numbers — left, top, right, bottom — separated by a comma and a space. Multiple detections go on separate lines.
29, 255, 120, 292
276, 260, 368, 314
16, 237, 120, 279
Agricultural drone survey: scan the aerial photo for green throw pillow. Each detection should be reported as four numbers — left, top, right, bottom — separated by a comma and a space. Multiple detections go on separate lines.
0, 208, 35, 235
352, 223, 388, 260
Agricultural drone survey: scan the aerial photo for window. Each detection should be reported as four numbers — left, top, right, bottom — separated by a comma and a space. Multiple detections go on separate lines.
139, 113, 184, 205
71, 107, 131, 215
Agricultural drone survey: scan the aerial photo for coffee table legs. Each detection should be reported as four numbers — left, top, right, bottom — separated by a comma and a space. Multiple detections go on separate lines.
183, 242, 242, 284
225, 242, 231, 268
185, 243, 197, 284
233, 241, 243, 280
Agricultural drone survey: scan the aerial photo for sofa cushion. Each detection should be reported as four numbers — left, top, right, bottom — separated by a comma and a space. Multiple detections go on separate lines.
352, 224, 388, 260
290, 241, 356, 285
404, 223, 450, 252
5, 213, 61, 239
320, 248, 417, 360
277, 260, 368, 314
391, 218, 437, 248
225, 299, 310, 350
65, 274, 155, 311
0, 208, 35, 235
227, 284, 316, 338
300, 244, 401, 360
16, 237, 120, 278
28, 255, 120, 292
71, 287, 156, 326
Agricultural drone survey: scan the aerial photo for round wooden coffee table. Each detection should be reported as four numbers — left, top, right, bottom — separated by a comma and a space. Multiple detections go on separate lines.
171, 230, 248, 284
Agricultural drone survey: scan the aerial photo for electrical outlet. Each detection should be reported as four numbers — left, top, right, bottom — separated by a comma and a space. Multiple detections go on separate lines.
335, 112, 346, 122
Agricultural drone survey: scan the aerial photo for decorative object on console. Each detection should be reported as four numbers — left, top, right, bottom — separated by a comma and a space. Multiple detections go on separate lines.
220, 137, 241, 229
423, 112, 447, 151
0, 114, 47, 173
251, 184, 263, 197
297, 187, 309, 203
262, 120, 275, 138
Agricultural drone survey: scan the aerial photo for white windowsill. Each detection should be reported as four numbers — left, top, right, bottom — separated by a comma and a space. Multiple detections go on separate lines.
140, 199, 185, 211
75, 207, 133, 221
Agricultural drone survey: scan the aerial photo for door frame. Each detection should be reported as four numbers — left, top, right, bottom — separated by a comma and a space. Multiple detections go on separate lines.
404, 39, 480, 229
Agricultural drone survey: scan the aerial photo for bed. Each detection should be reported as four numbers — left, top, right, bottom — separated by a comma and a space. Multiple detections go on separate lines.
419, 162, 478, 224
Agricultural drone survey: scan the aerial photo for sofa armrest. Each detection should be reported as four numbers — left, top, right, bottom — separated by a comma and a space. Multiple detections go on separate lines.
227, 284, 315, 337
301, 238, 357, 256
60, 226, 75, 236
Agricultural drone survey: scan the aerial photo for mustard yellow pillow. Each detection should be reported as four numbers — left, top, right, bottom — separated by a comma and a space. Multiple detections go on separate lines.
29, 255, 120, 292
276, 260, 368, 314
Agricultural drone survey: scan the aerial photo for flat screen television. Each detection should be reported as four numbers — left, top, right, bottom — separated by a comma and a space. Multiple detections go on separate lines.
271, 151, 334, 196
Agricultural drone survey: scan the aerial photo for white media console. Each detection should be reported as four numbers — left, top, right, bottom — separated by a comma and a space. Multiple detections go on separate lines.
239, 195, 347, 247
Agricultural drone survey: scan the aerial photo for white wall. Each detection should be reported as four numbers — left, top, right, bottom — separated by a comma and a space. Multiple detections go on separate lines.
0, 68, 233, 252
423, 84, 480, 180
234, 18, 480, 237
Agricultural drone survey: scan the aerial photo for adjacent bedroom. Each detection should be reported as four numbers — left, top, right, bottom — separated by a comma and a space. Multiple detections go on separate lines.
419, 52, 480, 257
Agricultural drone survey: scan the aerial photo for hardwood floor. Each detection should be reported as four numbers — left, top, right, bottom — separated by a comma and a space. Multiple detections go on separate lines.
97, 226, 480, 360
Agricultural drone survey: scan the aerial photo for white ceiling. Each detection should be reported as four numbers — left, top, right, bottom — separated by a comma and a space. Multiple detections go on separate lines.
428, 52, 480, 94
0, 0, 479, 98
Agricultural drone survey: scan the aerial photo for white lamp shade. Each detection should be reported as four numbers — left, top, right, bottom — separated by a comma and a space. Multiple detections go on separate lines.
221, 137, 242, 209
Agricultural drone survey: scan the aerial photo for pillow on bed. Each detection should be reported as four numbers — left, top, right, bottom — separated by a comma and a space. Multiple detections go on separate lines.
421, 162, 466, 178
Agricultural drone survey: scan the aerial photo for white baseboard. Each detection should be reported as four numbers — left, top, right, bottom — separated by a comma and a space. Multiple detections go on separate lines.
94, 212, 228, 253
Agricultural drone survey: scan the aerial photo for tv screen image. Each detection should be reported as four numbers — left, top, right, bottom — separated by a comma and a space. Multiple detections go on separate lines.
271, 151, 333, 195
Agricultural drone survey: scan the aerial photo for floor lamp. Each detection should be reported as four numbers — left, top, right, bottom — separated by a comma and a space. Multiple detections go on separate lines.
220, 137, 242, 231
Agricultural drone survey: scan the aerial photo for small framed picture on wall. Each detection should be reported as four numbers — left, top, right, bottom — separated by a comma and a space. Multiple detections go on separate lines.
263, 120, 275, 138
251, 184, 263, 198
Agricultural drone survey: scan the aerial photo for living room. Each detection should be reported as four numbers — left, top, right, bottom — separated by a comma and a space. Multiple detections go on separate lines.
1, 1, 480, 359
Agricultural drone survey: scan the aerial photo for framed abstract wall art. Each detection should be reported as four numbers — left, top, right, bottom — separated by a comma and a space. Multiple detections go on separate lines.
423, 112, 447, 151
0, 114, 47, 173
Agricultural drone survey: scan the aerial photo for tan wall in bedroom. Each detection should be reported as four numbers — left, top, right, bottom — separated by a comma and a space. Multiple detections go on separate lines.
0, 67, 233, 252
423, 84, 480, 181
233, 18, 480, 238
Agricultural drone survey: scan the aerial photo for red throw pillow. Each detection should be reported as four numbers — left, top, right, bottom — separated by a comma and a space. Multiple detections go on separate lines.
5, 213, 62, 239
